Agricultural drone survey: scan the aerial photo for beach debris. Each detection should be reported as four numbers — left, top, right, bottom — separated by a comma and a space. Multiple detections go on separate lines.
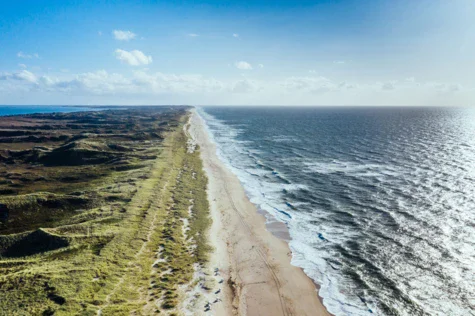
218, 279, 224, 284
202, 282, 212, 290
358, 295, 366, 303
318, 233, 327, 241
215, 289, 221, 294
285, 201, 296, 210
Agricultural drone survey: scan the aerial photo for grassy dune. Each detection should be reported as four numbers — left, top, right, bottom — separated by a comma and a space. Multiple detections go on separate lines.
0, 108, 211, 315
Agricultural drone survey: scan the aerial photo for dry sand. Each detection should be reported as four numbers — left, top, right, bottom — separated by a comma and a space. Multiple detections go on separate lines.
188, 110, 331, 316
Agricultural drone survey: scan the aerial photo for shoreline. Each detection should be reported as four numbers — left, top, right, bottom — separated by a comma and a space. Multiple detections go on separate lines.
189, 109, 331, 316
257, 207, 331, 314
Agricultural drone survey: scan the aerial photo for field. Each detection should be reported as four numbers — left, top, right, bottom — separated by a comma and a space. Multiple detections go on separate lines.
0, 107, 212, 315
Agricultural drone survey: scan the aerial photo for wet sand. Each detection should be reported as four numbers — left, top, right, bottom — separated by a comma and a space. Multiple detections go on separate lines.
188, 109, 331, 316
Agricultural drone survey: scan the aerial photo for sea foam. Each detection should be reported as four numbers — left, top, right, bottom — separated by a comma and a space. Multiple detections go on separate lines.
196, 108, 373, 315
197, 106, 475, 316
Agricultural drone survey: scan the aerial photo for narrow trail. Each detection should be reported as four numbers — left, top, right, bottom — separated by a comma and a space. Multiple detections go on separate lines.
142, 189, 175, 314
96, 143, 174, 315
136, 179, 171, 304
96, 180, 165, 316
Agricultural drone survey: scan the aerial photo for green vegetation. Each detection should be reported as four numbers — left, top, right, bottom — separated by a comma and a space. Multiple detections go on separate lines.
0, 108, 212, 315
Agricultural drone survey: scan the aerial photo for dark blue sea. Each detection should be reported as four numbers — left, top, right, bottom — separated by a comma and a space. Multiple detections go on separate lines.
198, 106, 475, 316
0, 106, 94, 117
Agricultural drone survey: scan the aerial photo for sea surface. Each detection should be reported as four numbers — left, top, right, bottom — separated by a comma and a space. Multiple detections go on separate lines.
198, 106, 475, 316
0, 106, 95, 117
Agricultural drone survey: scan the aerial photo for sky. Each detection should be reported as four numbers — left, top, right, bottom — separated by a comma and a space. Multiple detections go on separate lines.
0, 0, 474, 106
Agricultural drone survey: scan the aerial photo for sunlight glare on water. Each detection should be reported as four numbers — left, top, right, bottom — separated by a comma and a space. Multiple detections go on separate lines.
199, 106, 475, 316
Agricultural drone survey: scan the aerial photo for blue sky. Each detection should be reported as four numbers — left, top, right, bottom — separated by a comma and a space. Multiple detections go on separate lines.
0, 0, 474, 105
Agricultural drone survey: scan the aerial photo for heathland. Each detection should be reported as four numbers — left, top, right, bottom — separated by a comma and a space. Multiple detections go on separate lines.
0, 107, 214, 315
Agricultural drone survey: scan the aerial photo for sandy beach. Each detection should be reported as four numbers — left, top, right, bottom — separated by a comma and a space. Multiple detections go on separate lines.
188, 109, 330, 316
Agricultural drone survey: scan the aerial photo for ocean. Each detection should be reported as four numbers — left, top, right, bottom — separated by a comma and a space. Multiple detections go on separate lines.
0, 106, 95, 117
197, 106, 475, 316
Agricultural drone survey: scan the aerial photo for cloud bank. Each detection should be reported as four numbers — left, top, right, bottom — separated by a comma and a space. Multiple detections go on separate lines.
1, 68, 470, 106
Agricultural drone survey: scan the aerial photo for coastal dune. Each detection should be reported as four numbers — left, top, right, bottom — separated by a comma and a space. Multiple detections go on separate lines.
188, 110, 330, 316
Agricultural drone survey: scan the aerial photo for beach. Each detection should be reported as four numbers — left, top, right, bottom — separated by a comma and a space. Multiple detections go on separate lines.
188, 109, 330, 316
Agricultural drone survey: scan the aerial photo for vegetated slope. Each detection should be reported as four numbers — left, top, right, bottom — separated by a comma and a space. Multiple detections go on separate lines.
0, 107, 213, 315
0, 107, 183, 235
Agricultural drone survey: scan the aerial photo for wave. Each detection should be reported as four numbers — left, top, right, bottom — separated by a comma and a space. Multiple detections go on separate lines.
197, 108, 374, 315
196, 106, 475, 316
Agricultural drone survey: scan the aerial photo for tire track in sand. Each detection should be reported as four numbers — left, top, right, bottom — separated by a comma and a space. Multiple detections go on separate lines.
210, 160, 290, 316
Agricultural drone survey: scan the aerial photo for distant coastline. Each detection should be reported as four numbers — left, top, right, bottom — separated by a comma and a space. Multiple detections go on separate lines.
0, 105, 100, 117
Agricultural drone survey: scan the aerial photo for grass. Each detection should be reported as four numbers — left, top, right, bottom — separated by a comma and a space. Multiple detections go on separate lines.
0, 109, 212, 315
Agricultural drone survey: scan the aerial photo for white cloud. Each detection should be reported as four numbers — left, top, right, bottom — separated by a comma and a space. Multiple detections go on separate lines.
113, 30, 136, 41
233, 33, 239, 38
432, 83, 462, 94
235, 61, 253, 70
258, 64, 264, 68
231, 79, 260, 93
333, 61, 345, 64
19, 64, 27, 69
132, 71, 224, 93
0, 69, 225, 96
115, 49, 152, 66
0, 70, 38, 83
17, 52, 39, 59
381, 82, 395, 90
187, 33, 199, 37
282, 76, 337, 94
338, 81, 357, 90
1, 69, 471, 106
